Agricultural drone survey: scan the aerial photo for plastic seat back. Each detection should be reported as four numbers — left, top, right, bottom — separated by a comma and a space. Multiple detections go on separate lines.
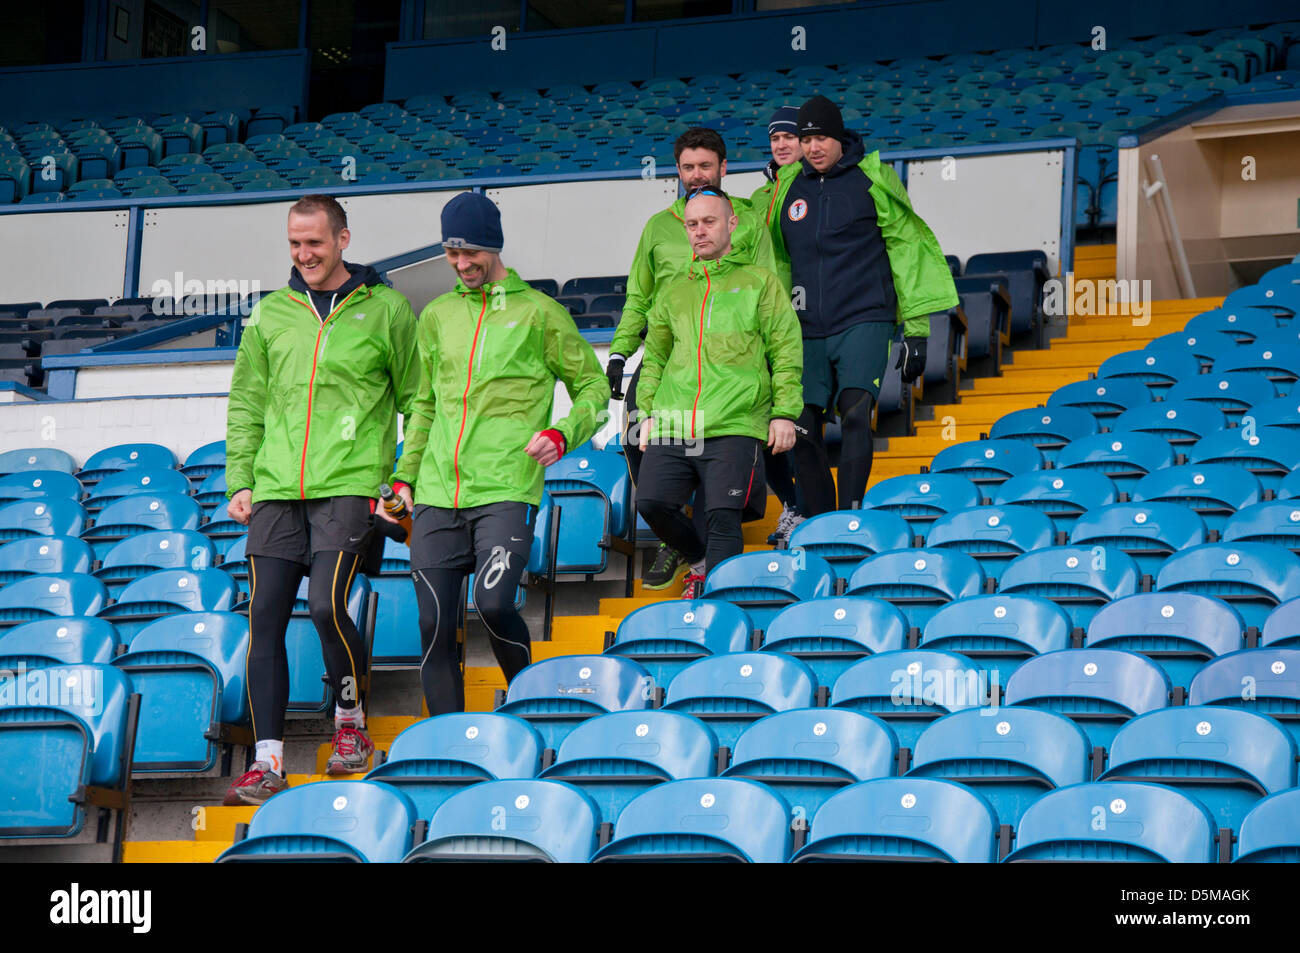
997, 546, 1141, 629
1097, 346, 1201, 394
702, 550, 835, 631
77, 442, 176, 485
992, 470, 1118, 534
604, 599, 753, 688
1087, 592, 1245, 689
863, 473, 982, 528
1069, 502, 1207, 577
0, 448, 77, 476
989, 406, 1099, 462
0, 573, 108, 627
1189, 426, 1300, 492
1046, 377, 1151, 423
1235, 789, 1300, 862
930, 438, 1044, 486
0, 470, 82, 505
1223, 500, 1300, 555
1164, 371, 1276, 419
0, 536, 94, 584
0, 616, 119, 668
1055, 431, 1177, 493
82, 467, 190, 510
592, 778, 791, 863
1006, 782, 1217, 862
760, 596, 907, 687
498, 655, 653, 751
1156, 542, 1300, 630
794, 777, 998, 862
1131, 464, 1261, 534
1189, 648, 1300, 745
845, 548, 985, 629
786, 510, 912, 577
920, 594, 1072, 686
663, 652, 817, 748
1113, 399, 1227, 448
925, 505, 1055, 577
0, 498, 89, 542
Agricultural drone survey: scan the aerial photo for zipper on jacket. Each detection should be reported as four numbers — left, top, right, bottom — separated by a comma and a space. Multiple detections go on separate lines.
288, 286, 364, 499
691, 264, 712, 439
817, 174, 826, 335
454, 289, 490, 508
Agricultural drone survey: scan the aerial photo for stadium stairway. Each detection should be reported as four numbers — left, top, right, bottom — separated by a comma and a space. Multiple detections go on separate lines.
122, 246, 1231, 862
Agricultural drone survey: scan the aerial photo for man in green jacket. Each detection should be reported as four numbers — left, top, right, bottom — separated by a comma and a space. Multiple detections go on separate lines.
636, 187, 803, 600
223, 194, 422, 805
390, 192, 607, 715
607, 126, 778, 591
770, 95, 958, 516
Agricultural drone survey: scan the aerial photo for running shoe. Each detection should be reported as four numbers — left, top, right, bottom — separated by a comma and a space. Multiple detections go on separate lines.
325, 727, 375, 775
681, 573, 706, 600
643, 542, 689, 590
222, 761, 289, 806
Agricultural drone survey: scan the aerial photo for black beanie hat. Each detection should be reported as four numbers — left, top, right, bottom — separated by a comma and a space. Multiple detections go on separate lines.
796, 95, 845, 140
441, 192, 504, 252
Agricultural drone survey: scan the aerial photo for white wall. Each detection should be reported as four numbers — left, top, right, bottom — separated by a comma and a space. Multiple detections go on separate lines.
0, 209, 130, 303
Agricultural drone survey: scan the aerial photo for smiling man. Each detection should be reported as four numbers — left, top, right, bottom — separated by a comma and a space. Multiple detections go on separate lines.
223, 194, 422, 804
389, 192, 606, 715
607, 127, 778, 592
635, 187, 802, 600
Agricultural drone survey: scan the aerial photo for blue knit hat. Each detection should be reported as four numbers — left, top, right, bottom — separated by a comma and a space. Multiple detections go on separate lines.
441, 192, 504, 252
767, 106, 799, 138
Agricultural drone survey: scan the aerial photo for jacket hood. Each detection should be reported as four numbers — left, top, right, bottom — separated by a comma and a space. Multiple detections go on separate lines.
763, 158, 780, 183
798, 129, 867, 178
687, 247, 749, 279
288, 260, 385, 296
453, 266, 528, 297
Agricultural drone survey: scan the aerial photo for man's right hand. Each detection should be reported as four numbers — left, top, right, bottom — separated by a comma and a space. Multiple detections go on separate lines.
377, 483, 413, 524
606, 356, 626, 400
227, 488, 253, 525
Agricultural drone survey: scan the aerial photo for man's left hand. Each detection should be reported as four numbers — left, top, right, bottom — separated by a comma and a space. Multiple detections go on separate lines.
525, 430, 564, 467
768, 418, 795, 453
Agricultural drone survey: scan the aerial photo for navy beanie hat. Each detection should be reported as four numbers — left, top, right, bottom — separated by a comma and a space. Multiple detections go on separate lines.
441, 192, 504, 252
767, 105, 799, 138
796, 95, 846, 141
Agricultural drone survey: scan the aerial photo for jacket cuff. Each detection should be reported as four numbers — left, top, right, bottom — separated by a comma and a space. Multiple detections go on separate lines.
226, 485, 252, 501
391, 480, 411, 495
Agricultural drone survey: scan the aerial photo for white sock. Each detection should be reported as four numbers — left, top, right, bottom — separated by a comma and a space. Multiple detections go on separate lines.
335, 704, 365, 730
255, 739, 284, 777
690, 559, 707, 577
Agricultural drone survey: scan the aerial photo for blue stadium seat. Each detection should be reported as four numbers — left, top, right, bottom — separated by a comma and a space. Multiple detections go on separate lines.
1004, 782, 1218, 862
760, 597, 908, 687
81, 492, 203, 561
1282, 468, 1300, 501
785, 509, 913, 578
1213, 342, 1300, 396
1243, 392, 1300, 431
1222, 283, 1299, 323
997, 545, 1140, 629
1087, 591, 1245, 689
924, 505, 1056, 576
722, 709, 897, 823
907, 707, 1089, 830
1003, 648, 1170, 749
1234, 789, 1300, 862
1145, 328, 1241, 371
0, 470, 82, 505
663, 652, 818, 749
830, 649, 986, 749
1054, 431, 1177, 494
404, 778, 599, 862
992, 470, 1119, 535
1069, 502, 1207, 577
1262, 598, 1300, 649
0, 448, 77, 476
702, 550, 834, 631
193, 472, 228, 513
863, 473, 983, 528
0, 616, 119, 668
592, 778, 791, 863
603, 599, 753, 688
1112, 399, 1227, 448
540, 710, 718, 824
1131, 464, 1262, 534
179, 440, 226, 483
920, 594, 1073, 685
496, 655, 653, 751
1164, 371, 1276, 419
93, 530, 216, 597
0, 573, 108, 628
988, 406, 1099, 462
81, 466, 191, 512
0, 662, 134, 841
112, 611, 249, 772
1189, 648, 1300, 744
543, 449, 631, 575
0, 536, 94, 584
1045, 377, 1151, 423
1156, 542, 1300, 630
96, 568, 237, 643
1185, 305, 1278, 344
844, 548, 985, 629
929, 438, 1044, 487
0, 498, 89, 542
364, 712, 544, 820
1097, 348, 1201, 395
217, 780, 417, 863
362, 536, 419, 666
1223, 500, 1300, 554
792, 778, 999, 863
1099, 707, 1296, 832
76, 443, 176, 487
1188, 426, 1300, 492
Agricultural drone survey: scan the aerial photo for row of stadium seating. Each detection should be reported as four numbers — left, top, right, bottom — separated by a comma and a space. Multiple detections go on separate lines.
3, 23, 1297, 206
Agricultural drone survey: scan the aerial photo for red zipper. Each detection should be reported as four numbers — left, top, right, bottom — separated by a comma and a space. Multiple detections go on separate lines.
453, 289, 489, 507
287, 287, 363, 499
690, 264, 711, 439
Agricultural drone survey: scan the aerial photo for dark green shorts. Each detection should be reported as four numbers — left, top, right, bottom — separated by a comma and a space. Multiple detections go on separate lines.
802, 320, 895, 412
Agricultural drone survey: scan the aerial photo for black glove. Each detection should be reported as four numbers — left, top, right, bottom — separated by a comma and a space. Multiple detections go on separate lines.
896, 337, 927, 384
606, 356, 625, 399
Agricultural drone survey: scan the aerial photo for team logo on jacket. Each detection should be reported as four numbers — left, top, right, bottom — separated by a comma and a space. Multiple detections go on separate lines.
788, 199, 808, 222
